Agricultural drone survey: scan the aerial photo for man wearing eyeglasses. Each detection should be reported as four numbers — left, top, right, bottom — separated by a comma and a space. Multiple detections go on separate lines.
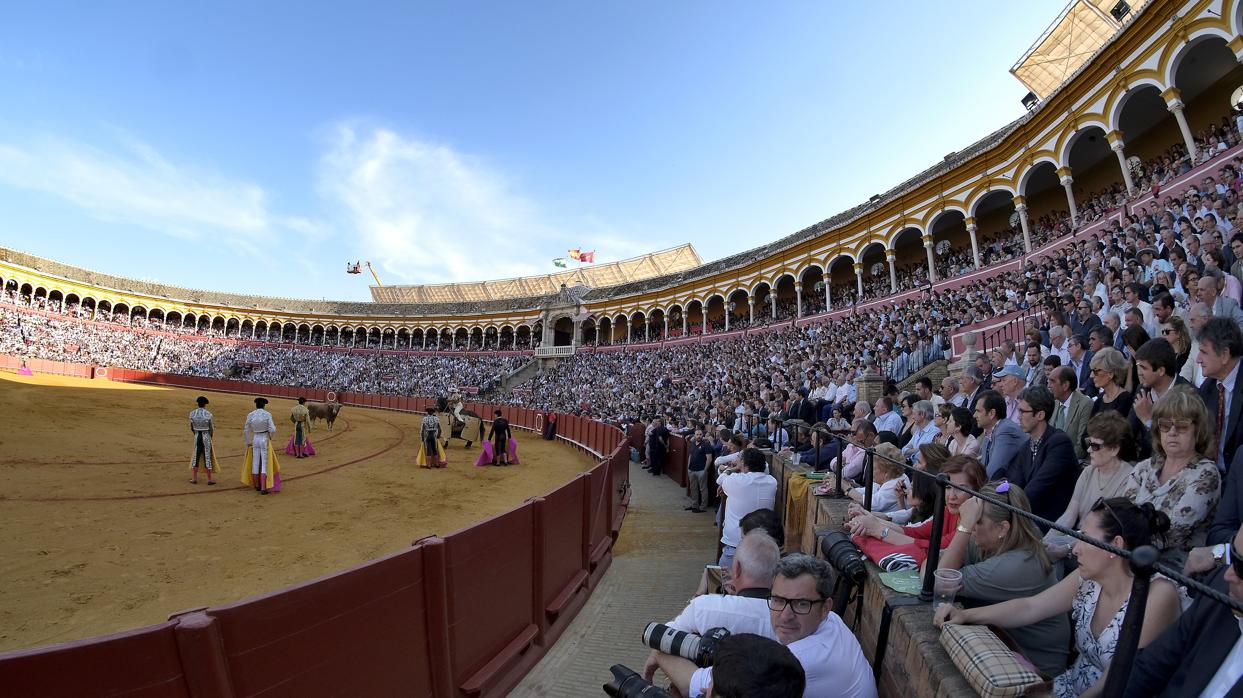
652, 554, 877, 698
1003, 386, 1078, 524
1128, 525, 1243, 696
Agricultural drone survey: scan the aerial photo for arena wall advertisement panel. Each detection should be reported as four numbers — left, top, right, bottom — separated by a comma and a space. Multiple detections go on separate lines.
0, 360, 631, 698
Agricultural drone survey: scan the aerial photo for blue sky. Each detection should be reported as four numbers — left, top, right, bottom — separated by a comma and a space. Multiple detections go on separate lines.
0, 1, 1065, 301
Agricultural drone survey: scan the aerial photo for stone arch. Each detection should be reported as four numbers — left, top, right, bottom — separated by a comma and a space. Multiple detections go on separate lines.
968, 187, 1017, 219
1164, 28, 1236, 90
1107, 79, 1168, 132
1055, 119, 1110, 165
1018, 158, 1061, 195
886, 224, 923, 249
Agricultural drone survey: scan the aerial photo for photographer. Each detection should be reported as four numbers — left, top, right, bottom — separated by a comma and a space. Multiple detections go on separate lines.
649, 554, 876, 698
648, 530, 781, 679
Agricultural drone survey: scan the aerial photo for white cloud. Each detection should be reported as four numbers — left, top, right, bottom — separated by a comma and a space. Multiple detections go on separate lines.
0, 135, 299, 249
317, 124, 574, 285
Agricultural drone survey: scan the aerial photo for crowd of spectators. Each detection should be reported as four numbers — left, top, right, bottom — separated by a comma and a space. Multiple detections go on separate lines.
4, 114, 1243, 696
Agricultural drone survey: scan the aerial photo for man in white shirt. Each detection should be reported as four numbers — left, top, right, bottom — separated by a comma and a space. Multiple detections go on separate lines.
643, 531, 782, 680
654, 554, 877, 698
243, 397, 280, 494
1047, 325, 1071, 365
717, 448, 777, 569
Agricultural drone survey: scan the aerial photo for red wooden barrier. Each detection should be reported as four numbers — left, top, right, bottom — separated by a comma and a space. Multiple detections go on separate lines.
667, 434, 688, 487
0, 622, 191, 698
533, 479, 589, 647
443, 505, 538, 697
209, 547, 436, 698
627, 423, 645, 461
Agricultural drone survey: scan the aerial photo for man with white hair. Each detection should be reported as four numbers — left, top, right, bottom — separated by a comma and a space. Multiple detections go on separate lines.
1047, 325, 1070, 364
940, 376, 966, 407
900, 400, 938, 464
1200, 271, 1243, 333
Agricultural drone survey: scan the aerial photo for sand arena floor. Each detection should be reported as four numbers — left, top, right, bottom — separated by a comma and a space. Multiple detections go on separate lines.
0, 372, 594, 653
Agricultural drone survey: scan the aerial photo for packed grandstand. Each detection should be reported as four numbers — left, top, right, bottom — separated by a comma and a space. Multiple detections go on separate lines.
5, 0, 1243, 695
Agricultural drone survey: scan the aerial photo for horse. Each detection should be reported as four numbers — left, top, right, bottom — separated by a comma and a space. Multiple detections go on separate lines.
435, 396, 485, 447
307, 401, 343, 431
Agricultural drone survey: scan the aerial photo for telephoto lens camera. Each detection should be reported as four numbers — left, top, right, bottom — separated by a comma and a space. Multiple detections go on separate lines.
641, 623, 731, 667
821, 530, 867, 583
602, 664, 677, 698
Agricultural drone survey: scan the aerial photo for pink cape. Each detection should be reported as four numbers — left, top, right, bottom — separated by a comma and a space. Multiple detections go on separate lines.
474, 439, 520, 466
284, 434, 316, 456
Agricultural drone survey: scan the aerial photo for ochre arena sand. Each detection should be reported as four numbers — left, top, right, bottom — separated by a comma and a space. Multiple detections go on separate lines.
0, 372, 595, 653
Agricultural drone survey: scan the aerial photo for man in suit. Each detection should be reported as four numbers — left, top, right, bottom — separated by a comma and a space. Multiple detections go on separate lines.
1048, 365, 1093, 461
1067, 334, 1097, 398
787, 388, 816, 426
1131, 338, 1194, 461
1022, 343, 1047, 388
974, 356, 994, 391
1069, 298, 1102, 339
1200, 317, 1243, 472
974, 390, 1029, 479
960, 366, 986, 413
1127, 525, 1243, 696
1202, 272, 1243, 333
1187, 448, 1243, 575
1002, 386, 1079, 525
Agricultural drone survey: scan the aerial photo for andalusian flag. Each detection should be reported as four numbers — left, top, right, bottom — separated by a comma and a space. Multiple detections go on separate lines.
568, 248, 581, 261
553, 258, 568, 268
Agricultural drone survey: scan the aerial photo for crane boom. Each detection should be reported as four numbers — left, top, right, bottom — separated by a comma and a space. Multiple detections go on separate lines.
366, 262, 383, 286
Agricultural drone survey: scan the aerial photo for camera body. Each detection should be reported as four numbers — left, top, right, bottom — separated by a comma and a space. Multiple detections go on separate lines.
602, 664, 677, 698
641, 623, 730, 667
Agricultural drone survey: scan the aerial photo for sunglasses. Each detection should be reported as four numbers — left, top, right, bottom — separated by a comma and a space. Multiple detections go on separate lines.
1157, 419, 1194, 434
1094, 497, 1126, 533
1226, 543, 1243, 579
1086, 440, 1108, 452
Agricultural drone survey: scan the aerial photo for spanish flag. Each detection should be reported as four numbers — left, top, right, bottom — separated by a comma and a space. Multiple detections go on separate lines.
568, 248, 581, 261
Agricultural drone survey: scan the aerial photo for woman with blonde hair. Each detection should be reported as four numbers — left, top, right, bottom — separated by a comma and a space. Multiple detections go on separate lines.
1124, 386, 1222, 568
936, 480, 1071, 676
1088, 347, 1132, 418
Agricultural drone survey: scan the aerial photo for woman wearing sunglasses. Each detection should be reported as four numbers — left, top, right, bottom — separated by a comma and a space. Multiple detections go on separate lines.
936, 497, 1185, 697
1045, 412, 1135, 561
1124, 386, 1222, 569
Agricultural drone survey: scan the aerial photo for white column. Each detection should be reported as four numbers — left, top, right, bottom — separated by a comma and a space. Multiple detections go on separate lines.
724, 307, 730, 331
748, 300, 754, 325
1058, 167, 1078, 229
1013, 197, 1033, 253
795, 283, 803, 318
923, 234, 937, 283
824, 280, 831, 311
770, 293, 777, 319
886, 250, 898, 293
853, 263, 863, 298
682, 313, 687, 336
663, 316, 669, 339
1108, 131, 1136, 196
965, 219, 981, 269
1164, 87, 1197, 164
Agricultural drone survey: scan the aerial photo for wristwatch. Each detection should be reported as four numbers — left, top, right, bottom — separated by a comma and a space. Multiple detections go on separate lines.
880, 527, 890, 540
956, 523, 973, 535
1213, 543, 1228, 563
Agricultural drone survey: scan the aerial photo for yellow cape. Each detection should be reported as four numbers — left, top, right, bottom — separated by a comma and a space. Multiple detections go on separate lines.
240, 440, 282, 490
417, 439, 447, 467
191, 441, 221, 472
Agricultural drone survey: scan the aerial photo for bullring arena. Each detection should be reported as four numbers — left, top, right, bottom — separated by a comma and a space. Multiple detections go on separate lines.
5, 0, 1243, 696
0, 371, 594, 654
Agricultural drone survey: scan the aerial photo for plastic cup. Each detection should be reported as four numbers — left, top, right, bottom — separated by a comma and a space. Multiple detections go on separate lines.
932, 569, 963, 611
